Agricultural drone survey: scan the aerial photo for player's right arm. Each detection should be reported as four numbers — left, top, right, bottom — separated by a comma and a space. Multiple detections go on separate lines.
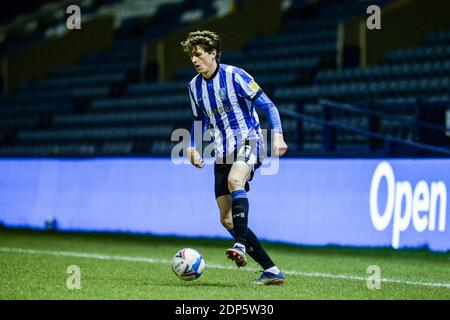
187, 121, 206, 168
187, 84, 208, 168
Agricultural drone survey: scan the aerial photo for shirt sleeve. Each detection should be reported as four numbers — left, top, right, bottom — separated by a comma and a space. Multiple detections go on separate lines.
234, 68, 283, 134
188, 84, 209, 148
233, 68, 263, 101
253, 92, 283, 134
189, 84, 203, 120
190, 117, 210, 148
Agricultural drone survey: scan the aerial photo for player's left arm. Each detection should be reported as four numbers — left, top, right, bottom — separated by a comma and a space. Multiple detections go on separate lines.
252, 91, 288, 157
234, 70, 287, 157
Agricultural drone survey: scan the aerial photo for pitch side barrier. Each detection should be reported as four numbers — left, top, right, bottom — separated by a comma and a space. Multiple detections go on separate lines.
279, 106, 450, 157
0, 158, 448, 251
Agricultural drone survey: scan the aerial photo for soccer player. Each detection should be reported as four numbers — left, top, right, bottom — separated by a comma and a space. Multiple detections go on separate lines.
181, 30, 287, 285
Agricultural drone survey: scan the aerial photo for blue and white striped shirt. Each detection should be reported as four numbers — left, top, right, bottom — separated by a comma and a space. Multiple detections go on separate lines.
188, 63, 283, 158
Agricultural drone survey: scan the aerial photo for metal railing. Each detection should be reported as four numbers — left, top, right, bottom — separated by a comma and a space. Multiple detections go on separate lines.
320, 99, 450, 135
279, 99, 450, 156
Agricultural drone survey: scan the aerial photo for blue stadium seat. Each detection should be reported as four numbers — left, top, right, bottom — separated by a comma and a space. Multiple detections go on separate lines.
126, 82, 188, 96
17, 125, 173, 142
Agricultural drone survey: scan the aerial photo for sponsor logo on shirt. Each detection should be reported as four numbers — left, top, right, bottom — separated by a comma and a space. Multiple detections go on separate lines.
204, 105, 232, 117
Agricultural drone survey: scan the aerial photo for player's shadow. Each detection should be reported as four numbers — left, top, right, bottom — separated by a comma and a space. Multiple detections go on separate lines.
191, 282, 240, 288
161, 282, 240, 288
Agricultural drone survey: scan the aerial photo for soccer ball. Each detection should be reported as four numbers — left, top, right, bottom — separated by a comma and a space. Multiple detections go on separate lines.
172, 248, 205, 281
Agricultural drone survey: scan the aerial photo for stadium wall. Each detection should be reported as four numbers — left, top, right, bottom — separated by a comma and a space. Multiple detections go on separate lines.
341, 0, 450, 67
2, 14, 114, 93
154, 0, 282, 81
0, 158, 448, 252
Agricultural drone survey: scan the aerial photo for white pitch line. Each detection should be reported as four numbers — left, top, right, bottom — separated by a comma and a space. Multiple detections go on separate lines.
0, 247, 449, 289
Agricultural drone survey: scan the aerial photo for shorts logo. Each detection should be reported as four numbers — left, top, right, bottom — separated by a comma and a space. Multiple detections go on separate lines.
218, 88, 227, 101
238, 145, 252, 158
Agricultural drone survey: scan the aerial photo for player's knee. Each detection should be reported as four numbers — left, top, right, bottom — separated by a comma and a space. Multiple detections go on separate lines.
220, 216, 233, 229
227, 176, 244, 191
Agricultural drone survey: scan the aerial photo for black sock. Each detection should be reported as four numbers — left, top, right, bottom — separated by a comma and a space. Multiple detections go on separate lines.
227, 228, 275, 270
246, 228, 275, 270
231, 189, 249, 246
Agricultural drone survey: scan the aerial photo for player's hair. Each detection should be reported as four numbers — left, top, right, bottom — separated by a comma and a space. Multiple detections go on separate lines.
181, 30, 221, 62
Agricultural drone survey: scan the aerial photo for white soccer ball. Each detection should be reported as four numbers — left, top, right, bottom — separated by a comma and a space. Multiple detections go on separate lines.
172, 248, 205, 281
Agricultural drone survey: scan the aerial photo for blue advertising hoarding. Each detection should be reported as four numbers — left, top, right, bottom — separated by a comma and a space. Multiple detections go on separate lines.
0, 158, 448, 251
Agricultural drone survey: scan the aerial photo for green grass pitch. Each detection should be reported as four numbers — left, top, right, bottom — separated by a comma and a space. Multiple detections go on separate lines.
0, 228, 449, 300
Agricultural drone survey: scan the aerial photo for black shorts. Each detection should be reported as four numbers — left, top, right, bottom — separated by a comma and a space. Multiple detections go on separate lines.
214, 139, 263, 198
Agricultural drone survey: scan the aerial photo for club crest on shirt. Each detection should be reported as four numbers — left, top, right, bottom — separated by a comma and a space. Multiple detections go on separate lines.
218, 88, 227, 101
